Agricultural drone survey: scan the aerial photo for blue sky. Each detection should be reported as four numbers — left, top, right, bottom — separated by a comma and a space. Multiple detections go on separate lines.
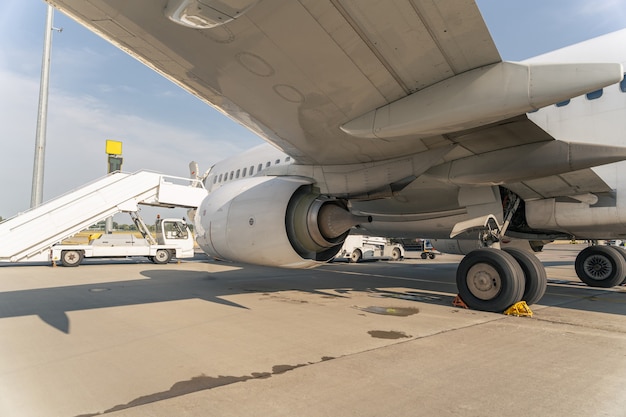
1, 0, 626, 220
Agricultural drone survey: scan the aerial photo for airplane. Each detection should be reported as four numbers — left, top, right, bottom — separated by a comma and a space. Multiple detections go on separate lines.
43, 0, 626, 313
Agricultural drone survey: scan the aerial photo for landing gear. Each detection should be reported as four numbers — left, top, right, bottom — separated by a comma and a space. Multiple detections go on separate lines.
452, 192, 548, 311
503, 247, 547, 306
612, 246, 626, 284
575, 245, 626, 287
456, 249, 525, 312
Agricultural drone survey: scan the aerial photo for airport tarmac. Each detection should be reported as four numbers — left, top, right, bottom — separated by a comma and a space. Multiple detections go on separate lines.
0, 244, 625, 417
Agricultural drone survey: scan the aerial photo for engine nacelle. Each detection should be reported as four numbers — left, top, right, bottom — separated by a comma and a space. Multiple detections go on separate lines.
194, 176, 369, 268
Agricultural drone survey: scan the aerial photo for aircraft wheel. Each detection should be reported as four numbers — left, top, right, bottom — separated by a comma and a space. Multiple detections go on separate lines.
614, 247, 626, 284
152, 249, 172, 264
350, 249, 362, 263
391, 247, 402, 261
61, 250, 83, 267
503, 247, 547, 305
456, 248, 524, 312
576, 245, 626, 287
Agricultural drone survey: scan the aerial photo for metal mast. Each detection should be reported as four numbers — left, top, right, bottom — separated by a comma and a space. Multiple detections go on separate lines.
30, 5, 55, 208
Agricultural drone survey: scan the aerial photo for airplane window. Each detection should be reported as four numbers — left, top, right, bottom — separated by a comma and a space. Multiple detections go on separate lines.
213, 176, 217, 184
236, 169, 240, 179
556, 99, 570, 107
230, 171, 234, 180
250, 165, 254, 175
620, 74, 626, 92
275, 159, 280, 164
258, 163, 263, 172
586, 89, 603, 100
285, 156, 291, 162
242, 167, 247, 177
266, 161, 271, 168
218, 174, 223, 182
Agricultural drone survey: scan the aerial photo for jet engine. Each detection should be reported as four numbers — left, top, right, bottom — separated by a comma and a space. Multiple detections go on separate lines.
194, 176, 370, 268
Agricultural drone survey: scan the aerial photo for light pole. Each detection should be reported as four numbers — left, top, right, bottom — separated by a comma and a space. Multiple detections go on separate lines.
31, 5, 61, 208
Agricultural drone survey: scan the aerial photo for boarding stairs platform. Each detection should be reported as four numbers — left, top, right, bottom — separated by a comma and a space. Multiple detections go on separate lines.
0, 171, 207, 263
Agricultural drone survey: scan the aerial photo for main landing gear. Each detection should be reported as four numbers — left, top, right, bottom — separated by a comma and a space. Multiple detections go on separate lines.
456, 247, 547, 313
575, 245, 626, 287
452, 197, 547, 313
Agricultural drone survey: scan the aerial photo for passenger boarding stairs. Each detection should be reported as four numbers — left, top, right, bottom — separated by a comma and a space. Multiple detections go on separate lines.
0, 171, 207, 263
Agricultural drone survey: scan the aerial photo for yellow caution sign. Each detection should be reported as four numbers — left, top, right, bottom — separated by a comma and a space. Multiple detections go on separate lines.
105, 140, 122, 155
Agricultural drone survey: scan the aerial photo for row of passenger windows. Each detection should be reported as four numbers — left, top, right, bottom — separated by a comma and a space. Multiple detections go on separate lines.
212, 156, 291, 184
554, 73, 626, 108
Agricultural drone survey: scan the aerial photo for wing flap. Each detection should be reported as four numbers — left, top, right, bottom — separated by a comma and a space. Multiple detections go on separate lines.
506, 169, 614, 200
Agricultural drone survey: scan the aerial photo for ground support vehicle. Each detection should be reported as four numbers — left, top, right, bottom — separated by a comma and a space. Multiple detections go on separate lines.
392, 238, 440, 259
52, 215, 194, 267
336, 235, 405, 262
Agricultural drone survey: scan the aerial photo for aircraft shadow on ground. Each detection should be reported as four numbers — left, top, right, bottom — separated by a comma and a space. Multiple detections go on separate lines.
0, 259, 623, 333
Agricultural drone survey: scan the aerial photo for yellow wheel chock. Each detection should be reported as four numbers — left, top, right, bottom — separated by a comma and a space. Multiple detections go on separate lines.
503, 301, 533, 317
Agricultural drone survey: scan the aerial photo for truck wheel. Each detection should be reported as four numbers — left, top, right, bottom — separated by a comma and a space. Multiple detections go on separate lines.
61, 250, 83, 267
391, 247, 402, 261
153, 249, 172, 264
420, 252, 428, 259
350, 249, 362, 263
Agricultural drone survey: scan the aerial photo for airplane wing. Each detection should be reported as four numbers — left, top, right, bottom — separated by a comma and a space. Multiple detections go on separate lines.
47, 0, 621, 184
46, 0, 502, 165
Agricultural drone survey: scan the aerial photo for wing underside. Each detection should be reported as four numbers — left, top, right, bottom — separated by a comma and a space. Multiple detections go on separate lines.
46, 0, 500, 164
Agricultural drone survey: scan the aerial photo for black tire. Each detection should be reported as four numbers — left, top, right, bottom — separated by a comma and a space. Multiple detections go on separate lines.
575, 246, 626, 287
456, 248, 525, 312
391, 247, 402, 261
61, 250, 83, 267
152, 249, 172, 264
503, 247, 547, 305
428, 252, 436, 259
420, 252, 428, 259
350, 249, 362, 263
614, 247, 626, 284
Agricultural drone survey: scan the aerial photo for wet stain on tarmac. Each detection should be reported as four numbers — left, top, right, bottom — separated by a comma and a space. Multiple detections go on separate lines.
356, 306, 419, 316
272, 363, 305, 374
75, 362, 311, 416
368, 330, 411, 339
